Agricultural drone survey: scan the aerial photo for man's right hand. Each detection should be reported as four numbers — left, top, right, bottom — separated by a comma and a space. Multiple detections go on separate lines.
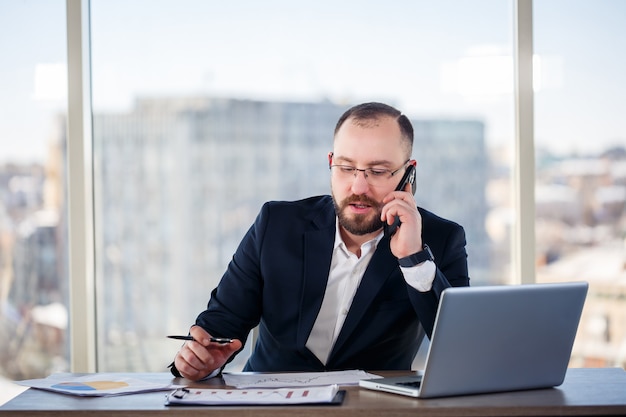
173, 325, 243, 381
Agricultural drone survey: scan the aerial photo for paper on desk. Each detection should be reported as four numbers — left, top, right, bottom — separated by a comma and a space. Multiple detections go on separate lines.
165, 384, 340, 406
222, 369, 380, 388
16, 373, 177, 397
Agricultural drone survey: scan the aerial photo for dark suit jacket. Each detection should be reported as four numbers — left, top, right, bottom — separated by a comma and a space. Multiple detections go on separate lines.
195, 195, 469, 372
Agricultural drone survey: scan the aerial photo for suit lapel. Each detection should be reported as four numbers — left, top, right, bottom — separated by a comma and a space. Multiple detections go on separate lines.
296, 201, 336, 348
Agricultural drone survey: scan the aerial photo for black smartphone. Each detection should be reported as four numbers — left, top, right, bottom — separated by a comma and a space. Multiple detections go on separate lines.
383, 164, 416, 238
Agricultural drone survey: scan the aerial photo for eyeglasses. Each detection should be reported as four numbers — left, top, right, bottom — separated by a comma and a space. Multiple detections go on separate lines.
329, 159, 410, 187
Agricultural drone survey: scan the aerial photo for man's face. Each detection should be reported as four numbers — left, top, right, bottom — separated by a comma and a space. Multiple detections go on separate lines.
330, 116, 409, 237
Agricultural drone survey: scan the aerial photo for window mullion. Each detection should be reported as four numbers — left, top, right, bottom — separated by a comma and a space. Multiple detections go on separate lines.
513, 0, 536, 284
66, 0, 96, 372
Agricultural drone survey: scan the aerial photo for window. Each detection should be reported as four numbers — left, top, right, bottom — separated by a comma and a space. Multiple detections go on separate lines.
89, 0, 513, 371
0, 0, 69, 384
534, 0, 626, 368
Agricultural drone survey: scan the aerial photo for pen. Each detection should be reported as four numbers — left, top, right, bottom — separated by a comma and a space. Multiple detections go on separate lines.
167, 335, 233, 344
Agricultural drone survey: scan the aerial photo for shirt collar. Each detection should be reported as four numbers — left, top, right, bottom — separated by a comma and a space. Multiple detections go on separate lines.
334, 217, 384, 255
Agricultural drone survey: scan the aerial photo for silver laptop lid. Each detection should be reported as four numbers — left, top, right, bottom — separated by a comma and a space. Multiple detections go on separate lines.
418, 281, 588, 398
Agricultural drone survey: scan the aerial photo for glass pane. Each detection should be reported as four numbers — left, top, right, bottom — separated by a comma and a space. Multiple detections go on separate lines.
0, 0, 69, 400
90, 0, 514, 372
534, 0, 626, 368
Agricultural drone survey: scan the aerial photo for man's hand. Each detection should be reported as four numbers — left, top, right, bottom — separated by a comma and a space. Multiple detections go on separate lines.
381, 182, 423, 259
173, 325, 243, 381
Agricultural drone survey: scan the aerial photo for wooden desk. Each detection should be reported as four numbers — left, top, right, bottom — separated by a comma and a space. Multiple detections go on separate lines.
1, 368, 625, 417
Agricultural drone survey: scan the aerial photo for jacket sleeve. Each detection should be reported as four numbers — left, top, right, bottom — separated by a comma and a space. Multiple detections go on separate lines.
408, 217, 469, 338
193, 202, 272, 345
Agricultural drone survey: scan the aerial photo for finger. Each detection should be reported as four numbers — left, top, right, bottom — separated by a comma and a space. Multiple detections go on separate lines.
192, 338, 242, 371
205, 338, 242, 363
175, 349, 205, 379
381, 205, 397, 225
382, 188, 413, 204
225, 338, 243, 354
179, 341, 209, 370
188, 325, 212, 345
381, 195, 409, 221
177, 359, 207, 381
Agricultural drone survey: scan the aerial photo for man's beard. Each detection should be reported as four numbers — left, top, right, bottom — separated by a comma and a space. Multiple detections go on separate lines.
332, 193, 384, 235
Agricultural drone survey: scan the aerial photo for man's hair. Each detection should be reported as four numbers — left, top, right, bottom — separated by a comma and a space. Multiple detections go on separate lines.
334, 102, 414, 147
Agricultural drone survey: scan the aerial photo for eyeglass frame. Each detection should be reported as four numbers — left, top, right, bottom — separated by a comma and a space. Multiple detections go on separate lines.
328, 152, 411, 185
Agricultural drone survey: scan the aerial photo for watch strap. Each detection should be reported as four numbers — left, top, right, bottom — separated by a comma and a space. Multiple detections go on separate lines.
398, 244, 434, 267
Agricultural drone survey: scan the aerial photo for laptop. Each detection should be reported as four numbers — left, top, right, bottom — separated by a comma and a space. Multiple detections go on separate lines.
359, 281, 588, 398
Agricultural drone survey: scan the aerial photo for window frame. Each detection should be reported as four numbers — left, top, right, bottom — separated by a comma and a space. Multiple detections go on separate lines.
66, 0, 96, 372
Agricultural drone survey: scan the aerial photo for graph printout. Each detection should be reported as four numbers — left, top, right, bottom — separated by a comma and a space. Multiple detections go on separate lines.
222, 369, 380, 388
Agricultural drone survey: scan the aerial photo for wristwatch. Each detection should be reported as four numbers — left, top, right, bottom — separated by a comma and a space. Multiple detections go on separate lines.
398, 244, 434, 267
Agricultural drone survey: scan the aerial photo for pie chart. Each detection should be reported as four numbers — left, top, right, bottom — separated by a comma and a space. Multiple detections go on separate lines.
51, 381, 129, 391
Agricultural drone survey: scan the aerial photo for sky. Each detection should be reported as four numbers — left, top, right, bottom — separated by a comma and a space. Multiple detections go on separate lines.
1, 0, 625, 164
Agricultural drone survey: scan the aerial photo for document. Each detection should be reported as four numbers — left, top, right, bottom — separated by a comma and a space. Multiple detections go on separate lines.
165, 384, 343, 406
16, 373, 176, 397
222, 369, 379, 388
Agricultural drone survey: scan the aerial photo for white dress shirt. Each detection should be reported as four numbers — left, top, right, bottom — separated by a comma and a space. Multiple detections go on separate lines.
305, 219, 437, 364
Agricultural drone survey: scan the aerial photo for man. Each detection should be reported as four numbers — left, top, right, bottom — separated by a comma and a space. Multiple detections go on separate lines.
171, 102, 469, 380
